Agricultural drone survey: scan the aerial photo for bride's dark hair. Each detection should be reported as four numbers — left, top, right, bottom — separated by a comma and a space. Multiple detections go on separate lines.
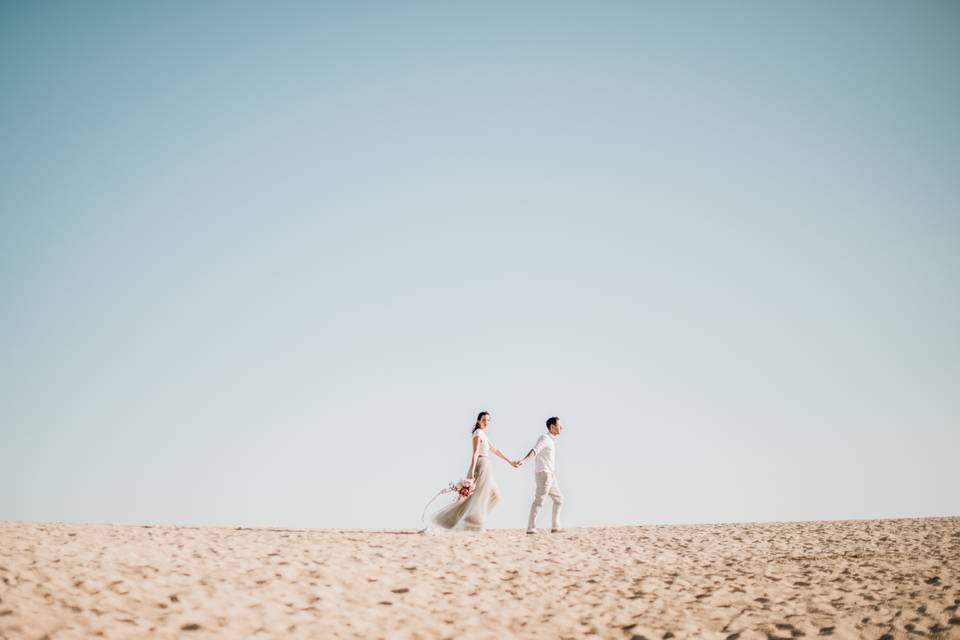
472, 411, 490, 433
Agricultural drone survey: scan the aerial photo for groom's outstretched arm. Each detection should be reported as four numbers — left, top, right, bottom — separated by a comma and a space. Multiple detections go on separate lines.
517, 434, 547, 466
516, 448, 536, 466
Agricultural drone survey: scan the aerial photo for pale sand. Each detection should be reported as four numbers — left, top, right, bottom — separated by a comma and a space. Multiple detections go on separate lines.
1, 518, 958, 639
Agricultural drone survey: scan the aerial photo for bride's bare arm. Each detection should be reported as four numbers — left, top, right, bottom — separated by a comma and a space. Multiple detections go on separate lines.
488, 442, 513, 465
466, 435, 481, 480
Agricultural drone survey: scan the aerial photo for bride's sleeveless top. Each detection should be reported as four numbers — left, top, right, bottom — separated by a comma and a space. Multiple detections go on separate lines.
474, 429, 490, 456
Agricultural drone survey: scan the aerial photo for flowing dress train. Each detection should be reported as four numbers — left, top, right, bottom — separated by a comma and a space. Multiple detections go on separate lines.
431, 455, 501, 531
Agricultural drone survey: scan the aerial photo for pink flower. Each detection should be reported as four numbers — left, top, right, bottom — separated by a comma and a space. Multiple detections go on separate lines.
447, 479, 474, 498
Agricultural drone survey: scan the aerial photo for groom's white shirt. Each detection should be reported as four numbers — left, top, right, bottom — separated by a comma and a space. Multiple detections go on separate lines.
531, 433, 558, 474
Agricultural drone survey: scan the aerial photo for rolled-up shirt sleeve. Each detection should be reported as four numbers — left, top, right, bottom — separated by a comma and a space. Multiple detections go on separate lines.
531, 434, 548, 456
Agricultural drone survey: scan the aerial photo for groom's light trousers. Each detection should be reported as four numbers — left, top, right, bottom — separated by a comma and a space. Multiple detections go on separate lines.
528, 471, 564, 530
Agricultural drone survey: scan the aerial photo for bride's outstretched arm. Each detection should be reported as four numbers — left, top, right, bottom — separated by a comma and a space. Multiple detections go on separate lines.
488, 442, 513, 466
466, 435, 481, 481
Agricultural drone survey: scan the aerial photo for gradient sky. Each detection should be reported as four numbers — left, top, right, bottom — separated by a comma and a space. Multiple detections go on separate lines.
2, 2, 958, 530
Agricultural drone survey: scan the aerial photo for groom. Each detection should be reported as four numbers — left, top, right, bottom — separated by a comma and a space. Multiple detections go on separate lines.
515, 416, 564, 534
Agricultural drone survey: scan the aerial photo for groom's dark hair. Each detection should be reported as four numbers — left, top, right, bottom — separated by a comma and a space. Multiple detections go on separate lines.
545, 416, 559, 430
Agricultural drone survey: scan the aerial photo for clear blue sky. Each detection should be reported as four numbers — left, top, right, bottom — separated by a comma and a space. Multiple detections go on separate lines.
2, 2, 958, 529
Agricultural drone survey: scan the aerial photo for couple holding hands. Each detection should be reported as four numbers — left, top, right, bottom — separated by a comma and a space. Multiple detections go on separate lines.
429, 411, 565, 534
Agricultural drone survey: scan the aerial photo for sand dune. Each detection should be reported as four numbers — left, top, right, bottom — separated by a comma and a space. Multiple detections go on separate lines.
1, 517, 958, 639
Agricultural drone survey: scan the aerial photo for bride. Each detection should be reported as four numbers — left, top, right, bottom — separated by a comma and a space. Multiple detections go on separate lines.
430, 411, 517, 532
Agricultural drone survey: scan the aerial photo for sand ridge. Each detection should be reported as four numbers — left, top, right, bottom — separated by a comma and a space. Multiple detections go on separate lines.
1, 517, 958, 639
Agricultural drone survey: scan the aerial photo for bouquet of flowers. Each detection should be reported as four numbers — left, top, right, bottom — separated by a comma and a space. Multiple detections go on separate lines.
453, 478, 475, 498
420, 478, 475, 526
